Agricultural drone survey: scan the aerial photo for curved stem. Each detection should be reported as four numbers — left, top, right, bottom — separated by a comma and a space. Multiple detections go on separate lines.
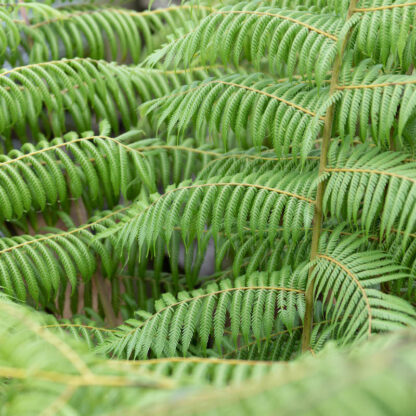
301, 0, 358, 352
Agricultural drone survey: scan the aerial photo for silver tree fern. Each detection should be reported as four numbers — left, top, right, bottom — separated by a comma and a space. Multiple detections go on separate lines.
1, 0, 416, 414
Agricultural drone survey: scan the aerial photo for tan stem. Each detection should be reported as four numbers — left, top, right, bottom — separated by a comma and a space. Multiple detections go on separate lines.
301, 0, 358, 352
93, 268, 116, 327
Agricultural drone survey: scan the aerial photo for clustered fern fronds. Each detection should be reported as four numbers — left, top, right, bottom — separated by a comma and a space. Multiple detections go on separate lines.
1, 0, 416, 414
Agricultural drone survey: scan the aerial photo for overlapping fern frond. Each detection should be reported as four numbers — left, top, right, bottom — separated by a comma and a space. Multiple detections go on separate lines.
2, 296, 416, 414
25, 5, 210, 64
352, 0, 416, 69
137, 329, 416, 416
0, 60, 226, 147
0, 204, 134, 304
314, 228, 416, 343
0, 128, 151, 221
0, 3, 211, 66
324, 140, 416, 241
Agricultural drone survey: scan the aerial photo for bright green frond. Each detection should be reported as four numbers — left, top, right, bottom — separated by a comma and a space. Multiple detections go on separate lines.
315, 229, 416, 344
103, 269, 305, 359
141, 73, 326, 157
324, 141, 416, 244
352, 0, 416, 70
117, 161, 316, 257
146, 1, 342, 84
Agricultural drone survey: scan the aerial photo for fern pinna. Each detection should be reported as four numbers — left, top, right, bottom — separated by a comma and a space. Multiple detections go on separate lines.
1, 0, 416, 414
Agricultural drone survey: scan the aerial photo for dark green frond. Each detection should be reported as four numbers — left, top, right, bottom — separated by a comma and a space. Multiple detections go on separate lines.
0, 129, 154, 222
0, 60, 224, 147
0, 204, 135, 305
24, 5, 211, 64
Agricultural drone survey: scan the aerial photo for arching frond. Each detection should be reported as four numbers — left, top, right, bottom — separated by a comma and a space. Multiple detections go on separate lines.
1, 4, 211, 66
0, 298, 173, 415
211, 230, 312, 278
0, 129, 155, 222
141, 73, 326, 157
137, 329, 416, 416
117, 162, 316, 257
1, 0, 416, 411
314, 228, 416, 344
388, 234, 416, 301
103, 270, 306, 359
336, 60, 416, 147
352, 0, 416, 69
146, 2, 342, 85
111, 357, 281, 387
23, 5, 211, 64
271, 0, 350, 14
224, 320, 334, 360
125, 137, 227, 190
40, 315, 115, 349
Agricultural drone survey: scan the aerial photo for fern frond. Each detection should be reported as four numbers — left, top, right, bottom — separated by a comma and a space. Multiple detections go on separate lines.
146, 2, 342, 85
0, 130, 158, 222
324, 141, 416, 244
3, 298, 416, 415
217, 231, 312, 277
0, 204, 135, 304
0, 58, 137, 141
137, 329, 416, 416
23, 5, 211, 64
352, 0, 416, 69
0, 60, 224, 147
141, 74, 325, 157
0, 298, 173, 415
205, 0, 351, 15
388, 234, 416, 300
118, 162, 316, 257
103, 270, 306, 359
224, 320, 333, 360
127, 137, 227, 190
1, 0, 416, 410
40, 315, 116, 349
110, 356, 280, 386
336, 62, 416, 147
314, 229, 416, 344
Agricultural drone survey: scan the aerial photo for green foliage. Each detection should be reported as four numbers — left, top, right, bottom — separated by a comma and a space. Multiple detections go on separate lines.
141, 73, 326, 157
1, 0, 416, 413
103, 270, 306, 359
